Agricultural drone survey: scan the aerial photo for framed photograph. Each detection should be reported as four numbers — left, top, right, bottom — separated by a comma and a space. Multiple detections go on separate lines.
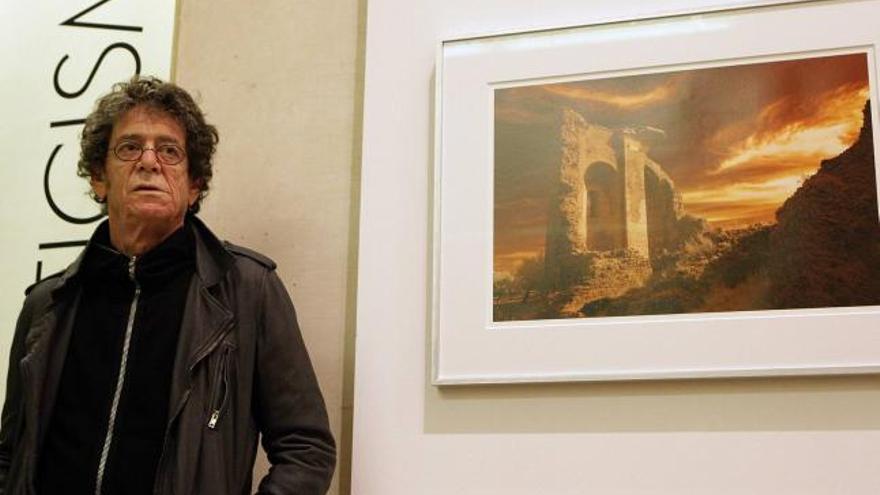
432, 0, 880, 384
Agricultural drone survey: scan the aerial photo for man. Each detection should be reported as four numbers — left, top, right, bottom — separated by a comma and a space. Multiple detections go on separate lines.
0, 77, 336, 494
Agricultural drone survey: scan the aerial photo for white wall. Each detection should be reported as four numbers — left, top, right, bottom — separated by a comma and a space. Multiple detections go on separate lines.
352, 1, 880, 493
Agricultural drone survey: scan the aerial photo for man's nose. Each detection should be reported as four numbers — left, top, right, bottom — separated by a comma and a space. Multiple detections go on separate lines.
137, 147, 162, 171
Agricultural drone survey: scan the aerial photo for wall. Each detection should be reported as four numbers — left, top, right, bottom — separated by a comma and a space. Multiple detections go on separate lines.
174, 0, 364, 493
353, 1, 880, 493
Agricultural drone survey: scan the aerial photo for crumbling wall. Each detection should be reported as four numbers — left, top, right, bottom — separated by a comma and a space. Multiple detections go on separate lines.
644, 165, 678, 258
544, 108, 680, 288
584, 162, 624, 251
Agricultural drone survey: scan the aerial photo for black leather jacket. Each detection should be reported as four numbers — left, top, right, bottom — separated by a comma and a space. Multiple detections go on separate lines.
0, 216, 336, 494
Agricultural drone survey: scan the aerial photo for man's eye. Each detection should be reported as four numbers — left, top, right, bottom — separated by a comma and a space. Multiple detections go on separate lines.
158, 145, 184, 163
118, 142, 140, 153
115, 142, 142, 159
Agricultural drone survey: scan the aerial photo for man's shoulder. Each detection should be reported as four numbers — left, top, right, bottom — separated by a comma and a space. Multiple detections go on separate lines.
24, 270, 65, 297
223, 241, 277, 271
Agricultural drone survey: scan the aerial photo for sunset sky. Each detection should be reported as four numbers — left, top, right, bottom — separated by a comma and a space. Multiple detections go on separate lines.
494, 53, 872, 277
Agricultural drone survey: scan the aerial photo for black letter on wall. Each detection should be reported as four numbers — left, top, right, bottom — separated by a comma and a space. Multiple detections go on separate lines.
44, 144, 105, 224
61, 0, 143, 32
54, 42, 142, 99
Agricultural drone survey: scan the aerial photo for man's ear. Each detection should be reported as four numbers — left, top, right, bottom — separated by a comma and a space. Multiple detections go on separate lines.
91, 173, 107, 202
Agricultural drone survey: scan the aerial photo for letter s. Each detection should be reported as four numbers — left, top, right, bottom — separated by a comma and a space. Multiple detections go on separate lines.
53, 42, 141, 99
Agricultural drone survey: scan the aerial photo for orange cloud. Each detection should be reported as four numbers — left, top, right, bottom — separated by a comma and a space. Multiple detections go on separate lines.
683, 148, 857, 228
542, 79, 678, 109
682, 83, 870, 228
756, 83, 869, 137
682, 175, 807, 226
713, 85, 868, 172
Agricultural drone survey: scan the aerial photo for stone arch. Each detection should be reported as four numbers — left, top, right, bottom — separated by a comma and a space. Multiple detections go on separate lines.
644, 166, 676, 258
583, 161, 623, 251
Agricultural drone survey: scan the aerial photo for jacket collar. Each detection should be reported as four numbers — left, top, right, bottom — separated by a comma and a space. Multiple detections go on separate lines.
47, 214, 235, 299
189, 214, 235, 288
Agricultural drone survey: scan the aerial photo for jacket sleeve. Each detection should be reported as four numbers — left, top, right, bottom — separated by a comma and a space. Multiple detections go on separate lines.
0, 297, 34, 494
253, 270, 336, 495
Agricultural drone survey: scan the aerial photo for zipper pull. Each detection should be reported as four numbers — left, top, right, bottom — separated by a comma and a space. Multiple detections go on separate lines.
208, 410, 220, 429
128, 255, 137, 281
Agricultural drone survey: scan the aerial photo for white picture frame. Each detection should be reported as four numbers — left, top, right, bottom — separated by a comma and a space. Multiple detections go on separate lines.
432, 0, 880, 385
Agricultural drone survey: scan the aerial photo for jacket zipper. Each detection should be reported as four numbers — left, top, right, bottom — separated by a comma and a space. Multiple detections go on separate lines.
152, 316, 234, 495
207, 346, 231, 430
94, 255, 140, 495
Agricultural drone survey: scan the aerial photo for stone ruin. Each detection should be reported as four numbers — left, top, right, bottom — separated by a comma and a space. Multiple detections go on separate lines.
545, 109, 683, 293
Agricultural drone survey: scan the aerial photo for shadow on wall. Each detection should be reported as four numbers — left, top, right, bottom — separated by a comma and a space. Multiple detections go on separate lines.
424, 373, 880, 434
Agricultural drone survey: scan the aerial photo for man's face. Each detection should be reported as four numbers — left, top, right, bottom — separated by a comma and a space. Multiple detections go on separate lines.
92, 105, 199, 229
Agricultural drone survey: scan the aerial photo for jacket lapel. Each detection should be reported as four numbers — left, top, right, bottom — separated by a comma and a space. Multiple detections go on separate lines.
31, 291, 80, 452
166, 282, 234, 424
165, 216, 236, 426
21, 255, 85, 454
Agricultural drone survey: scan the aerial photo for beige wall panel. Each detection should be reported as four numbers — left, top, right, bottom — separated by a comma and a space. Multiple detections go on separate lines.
174, 0, 363, 493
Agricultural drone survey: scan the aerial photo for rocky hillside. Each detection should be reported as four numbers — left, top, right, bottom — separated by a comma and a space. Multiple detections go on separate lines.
579, 100, 879, 317
768, 101, 880, 308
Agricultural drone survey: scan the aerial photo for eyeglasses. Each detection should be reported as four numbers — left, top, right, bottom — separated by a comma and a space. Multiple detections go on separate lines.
112, 141, 187, 165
